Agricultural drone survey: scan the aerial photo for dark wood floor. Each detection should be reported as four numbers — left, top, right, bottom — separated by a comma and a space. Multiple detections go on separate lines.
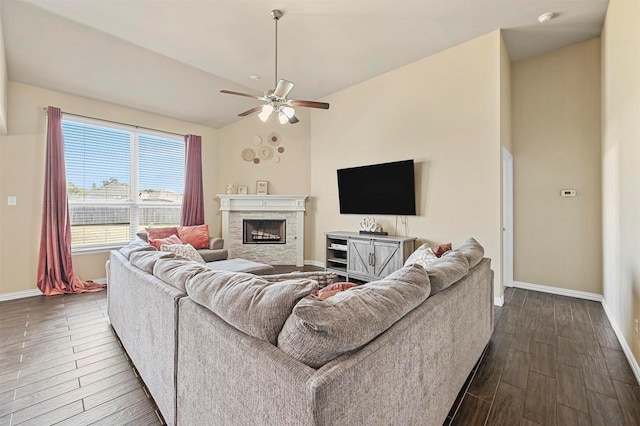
446, 287, 640, 426
1, 283, 638, 425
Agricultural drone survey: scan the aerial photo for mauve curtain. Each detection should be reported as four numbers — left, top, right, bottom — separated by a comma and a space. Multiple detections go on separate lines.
180, 134, 205, 226
37, 106, 104, 296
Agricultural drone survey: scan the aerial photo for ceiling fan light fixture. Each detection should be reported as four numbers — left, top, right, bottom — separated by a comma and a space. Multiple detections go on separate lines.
278, 111, 289, 124
258, 104, 274, 122
282, 106, 295, 118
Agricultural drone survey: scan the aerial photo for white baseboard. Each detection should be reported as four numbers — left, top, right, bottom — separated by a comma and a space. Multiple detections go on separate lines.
601, 300, 640, 385
511, 281, 602, 302
511, 280, 640, 385
0, 289, 42, 302
304, 260, 325, 268
494, 296, 504, 307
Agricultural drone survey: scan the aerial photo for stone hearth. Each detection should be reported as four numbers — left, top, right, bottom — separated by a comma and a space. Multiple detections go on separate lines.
218, 195, 307, 266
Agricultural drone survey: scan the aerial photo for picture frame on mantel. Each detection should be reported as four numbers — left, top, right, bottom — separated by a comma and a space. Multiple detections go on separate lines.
256, 181, 268, 195
238, 186, 248, 195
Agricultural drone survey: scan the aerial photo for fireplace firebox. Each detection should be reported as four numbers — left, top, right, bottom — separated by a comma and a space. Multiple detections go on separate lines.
243, 219, 286, 244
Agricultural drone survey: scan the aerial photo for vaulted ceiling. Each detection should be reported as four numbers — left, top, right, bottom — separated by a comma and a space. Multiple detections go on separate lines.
1, 0, 609, 128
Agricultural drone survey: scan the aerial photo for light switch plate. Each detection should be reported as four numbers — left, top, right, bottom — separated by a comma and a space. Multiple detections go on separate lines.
7, 196, 17, 206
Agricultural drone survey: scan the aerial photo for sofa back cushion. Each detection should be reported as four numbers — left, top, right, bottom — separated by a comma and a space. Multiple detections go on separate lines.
130, 251, 176, 274
457, 237, 484, 268
153, 257, 207, 292
261, 271, 337, 288
425, 251, 469, 295
118, 240, 156, 259
277, 264, 430, 368
186, 270, 317, 345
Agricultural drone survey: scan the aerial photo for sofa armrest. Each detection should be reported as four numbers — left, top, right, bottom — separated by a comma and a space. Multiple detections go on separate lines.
199, 249, 228, 262
208, 237, 224, 250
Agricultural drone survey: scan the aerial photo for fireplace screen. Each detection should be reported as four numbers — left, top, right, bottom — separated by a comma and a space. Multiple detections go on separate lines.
243, 219, 286, 244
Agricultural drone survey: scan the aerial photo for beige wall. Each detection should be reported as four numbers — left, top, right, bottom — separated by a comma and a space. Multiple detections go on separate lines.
602, 0, 640, 363
308, 31, 504, 299
0, 82, 219, 295
217, 108, 311, 196
0, 14, 7, 135
511, 39, 602, 294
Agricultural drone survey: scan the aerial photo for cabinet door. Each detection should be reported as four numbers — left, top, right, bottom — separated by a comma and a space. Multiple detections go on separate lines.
348, 239, 372, 276
373, 242, 402, 278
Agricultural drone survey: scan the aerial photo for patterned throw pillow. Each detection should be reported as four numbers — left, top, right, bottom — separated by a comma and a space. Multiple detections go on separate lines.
160, 243, 205, 264
404, 244, 438, 268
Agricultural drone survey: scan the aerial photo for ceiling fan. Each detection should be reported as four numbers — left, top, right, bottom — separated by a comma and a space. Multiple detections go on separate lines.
220, 9, 330, 125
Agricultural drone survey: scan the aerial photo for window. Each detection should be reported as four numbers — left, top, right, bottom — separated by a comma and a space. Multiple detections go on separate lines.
63, 116, 185, 252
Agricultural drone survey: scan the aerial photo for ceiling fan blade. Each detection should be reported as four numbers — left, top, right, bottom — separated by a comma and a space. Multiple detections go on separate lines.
288, 100, 330, 110
238, 105, 263, 117
273, 79, 295, 98
288, 115, 299, 124
220, 90, 263, 100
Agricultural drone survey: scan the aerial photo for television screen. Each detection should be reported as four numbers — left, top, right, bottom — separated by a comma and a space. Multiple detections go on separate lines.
337, 159, 417, 215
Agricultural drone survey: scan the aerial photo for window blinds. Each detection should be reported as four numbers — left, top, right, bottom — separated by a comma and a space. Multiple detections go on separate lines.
62, 118, 185, 251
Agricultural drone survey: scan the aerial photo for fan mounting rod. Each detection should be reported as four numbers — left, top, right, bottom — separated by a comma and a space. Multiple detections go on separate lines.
271, 10, 283, 89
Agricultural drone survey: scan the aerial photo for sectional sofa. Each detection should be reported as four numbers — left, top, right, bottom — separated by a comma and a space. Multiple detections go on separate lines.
106, 239, 493, 425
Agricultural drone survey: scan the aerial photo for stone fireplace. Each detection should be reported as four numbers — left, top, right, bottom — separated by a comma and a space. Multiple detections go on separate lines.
218, 195, 307, 266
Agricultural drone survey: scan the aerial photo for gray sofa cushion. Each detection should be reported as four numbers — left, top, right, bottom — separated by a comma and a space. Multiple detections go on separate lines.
153, 257, 208, 292
130, 251, 175, 274
261, 271, 337, 288
186, 270, 317, 345
457, 237, 484, 268
426, 251, 469, 294
277, 264, 430, 368
118, 240, 157, 259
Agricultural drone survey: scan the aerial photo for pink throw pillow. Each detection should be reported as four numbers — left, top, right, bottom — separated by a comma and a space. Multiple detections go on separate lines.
178, 225, 210, 250
147, 227, 178, 240
434, 243, 452, 257
149, 234, 182, 250
312, 282, 358, 300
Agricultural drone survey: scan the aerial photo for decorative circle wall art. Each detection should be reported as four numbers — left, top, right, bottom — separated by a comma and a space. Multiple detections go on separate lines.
268, 132, 281, 146
277, 147, 285, 153
259, 146, 274, 161
253, 158, 260, 164
252, 135, 262, 146
241, 148, 256, 162
274, 156, 281, 163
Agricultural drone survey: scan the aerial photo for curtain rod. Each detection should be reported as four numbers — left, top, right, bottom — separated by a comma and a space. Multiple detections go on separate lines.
42, 107, 186, 138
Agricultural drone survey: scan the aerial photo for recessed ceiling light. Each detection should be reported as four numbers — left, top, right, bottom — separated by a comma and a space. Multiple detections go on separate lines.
537, 12, 554, 24
249, 74, 262, 81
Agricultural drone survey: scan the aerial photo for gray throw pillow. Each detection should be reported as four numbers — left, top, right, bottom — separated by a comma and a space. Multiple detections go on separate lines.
118, 240, 156, 259
186, 270, 317, 345
277, 264, 430, 368
129, 251, 175, 274
457, 237, 484, 268
153, 257, 207, 292
426, 251, 469, 294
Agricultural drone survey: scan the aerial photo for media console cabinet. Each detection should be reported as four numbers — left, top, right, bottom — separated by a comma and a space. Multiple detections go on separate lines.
325, 232, 416, 283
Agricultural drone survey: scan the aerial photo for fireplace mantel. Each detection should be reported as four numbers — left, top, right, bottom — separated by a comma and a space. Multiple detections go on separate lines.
217, 195, 308, 266
217, 194, 307, 212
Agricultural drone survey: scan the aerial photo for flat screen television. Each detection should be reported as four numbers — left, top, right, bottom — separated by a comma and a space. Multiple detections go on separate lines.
337, 159, 417, 215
